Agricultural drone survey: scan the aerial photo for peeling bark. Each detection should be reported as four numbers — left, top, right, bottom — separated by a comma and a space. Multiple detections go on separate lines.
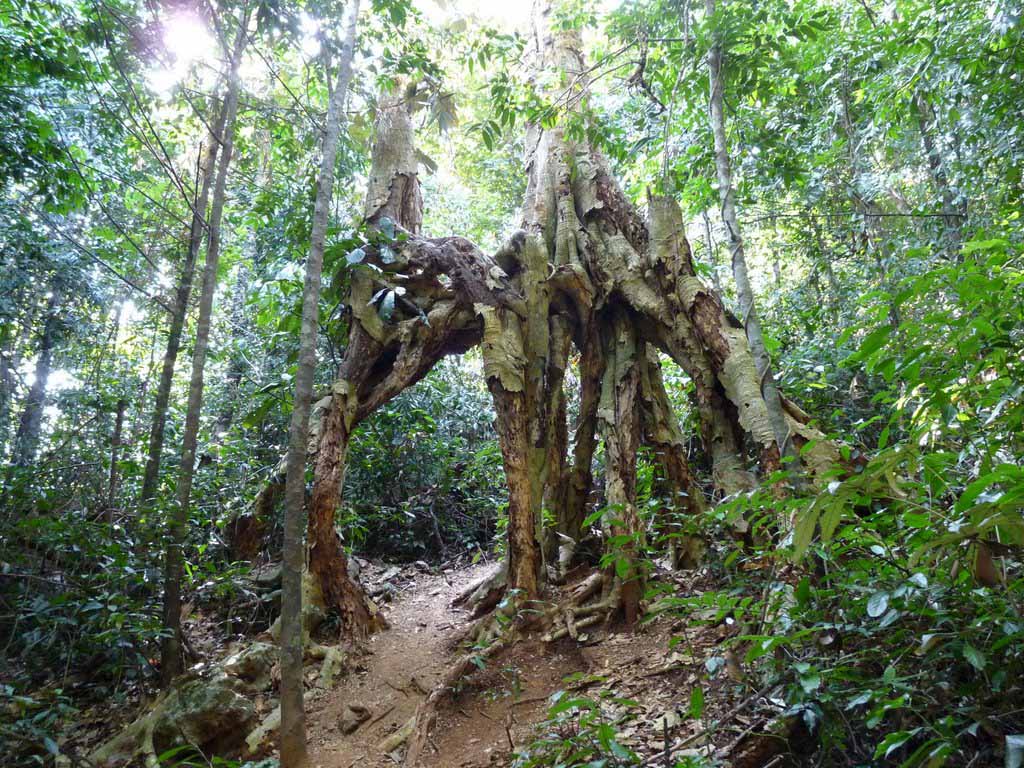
598, 307, 644, 624
306, 3, 847, 649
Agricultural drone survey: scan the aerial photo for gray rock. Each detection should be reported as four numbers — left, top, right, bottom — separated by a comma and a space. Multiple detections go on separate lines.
223, 641, 277, 691
252, 563, 282, 588
340, 703, 372, 734
153, 673, 256, 755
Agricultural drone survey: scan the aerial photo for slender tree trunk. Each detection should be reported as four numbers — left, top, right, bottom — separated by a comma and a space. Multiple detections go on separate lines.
0, 324, 14, 460
106, 398, 126, 521
281, 2, 360, 761
139, 102, 229, 504
706, 0, 794, 470
160, 22, 247, 686
10, 290, 61, 470
914, 92, 962, 254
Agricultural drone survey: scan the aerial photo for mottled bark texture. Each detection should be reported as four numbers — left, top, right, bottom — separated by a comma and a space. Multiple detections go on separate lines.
598, 307, 644, 624
707, 0, 795, 471
308, 4, 844, 641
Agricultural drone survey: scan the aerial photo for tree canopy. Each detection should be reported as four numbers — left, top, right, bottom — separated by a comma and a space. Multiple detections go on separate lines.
1, 0, 1022, 767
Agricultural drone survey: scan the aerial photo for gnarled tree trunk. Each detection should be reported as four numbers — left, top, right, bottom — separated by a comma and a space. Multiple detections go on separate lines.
308, 2, 845, 646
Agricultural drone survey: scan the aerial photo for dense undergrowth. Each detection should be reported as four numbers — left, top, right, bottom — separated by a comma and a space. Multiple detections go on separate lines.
2, 0, 1023, 765
510, 234, 1024, 767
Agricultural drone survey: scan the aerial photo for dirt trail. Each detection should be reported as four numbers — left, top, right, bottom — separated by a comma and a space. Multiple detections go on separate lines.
303, 562, 717, 768
305, 561, 497, 767
305, 562, 605, 768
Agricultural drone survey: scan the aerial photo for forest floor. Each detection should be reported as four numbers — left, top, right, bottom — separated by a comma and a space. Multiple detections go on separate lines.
303, 560, 792, 768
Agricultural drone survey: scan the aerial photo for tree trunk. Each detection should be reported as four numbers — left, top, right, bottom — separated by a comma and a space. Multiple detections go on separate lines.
10, 290, 61, 470
0, 322, 18, 460
160, 21, 247, 687
106, 397, 126, 520
139, 104, 229, 504
305, 81, 425, 637
215, 263, 249, 436
706, 0, 794, 470
281, 3, 360, 762
558, 324, 604, 569
914, 92, 963, 254
598, 307, 644, 624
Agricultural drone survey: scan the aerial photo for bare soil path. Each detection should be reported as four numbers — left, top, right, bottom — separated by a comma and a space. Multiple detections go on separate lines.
305, 561, 497, 768
303, 562, 723, 768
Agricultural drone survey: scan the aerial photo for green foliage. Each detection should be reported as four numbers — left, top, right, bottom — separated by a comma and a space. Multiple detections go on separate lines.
513, 689, 644, 768
1, 0, 1023, 765
344, 356, 506, 559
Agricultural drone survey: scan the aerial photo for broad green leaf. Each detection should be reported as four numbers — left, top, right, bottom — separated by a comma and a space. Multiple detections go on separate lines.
867, 591, 889, 618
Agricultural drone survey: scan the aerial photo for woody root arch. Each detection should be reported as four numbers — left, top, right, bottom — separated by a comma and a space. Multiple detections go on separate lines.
304, 11, 842, 763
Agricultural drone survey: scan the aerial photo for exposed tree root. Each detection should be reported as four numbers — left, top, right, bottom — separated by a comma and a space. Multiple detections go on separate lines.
403, 622, 514, 766
451, 562, 507, 616
540, 578, 622, 642
308, 642, 347, 689
569, 570, 605, 605
244, 689, 317, 756
89, 691, 171, 768
378, 715, 416, 754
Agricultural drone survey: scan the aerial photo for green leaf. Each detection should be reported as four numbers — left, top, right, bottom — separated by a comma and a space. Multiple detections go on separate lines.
548, 696, 594, 715
867, 591, 889, 618
614, 557, 630, 580
795, 577, 811, 606
874, 729, 919, 759
848, 326, 891, 364
688, 686, 704, 718
903, 511, 929, 528
963, 643, 986, 671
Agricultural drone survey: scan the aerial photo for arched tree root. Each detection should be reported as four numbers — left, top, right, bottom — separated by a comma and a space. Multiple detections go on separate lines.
451, 562, 507, 617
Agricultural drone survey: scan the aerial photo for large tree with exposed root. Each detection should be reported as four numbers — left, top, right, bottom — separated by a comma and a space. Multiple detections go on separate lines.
302, 0, 841, 650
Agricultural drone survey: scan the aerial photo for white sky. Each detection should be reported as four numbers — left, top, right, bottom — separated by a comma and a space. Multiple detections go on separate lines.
147, 10, 217, 96
147, 0, 590, 97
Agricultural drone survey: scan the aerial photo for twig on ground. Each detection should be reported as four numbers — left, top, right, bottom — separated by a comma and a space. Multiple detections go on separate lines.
367, 704, 396, 729
641, 683, 775, 765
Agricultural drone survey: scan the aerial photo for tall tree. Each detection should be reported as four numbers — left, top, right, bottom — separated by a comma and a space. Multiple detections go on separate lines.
280, 0, 361, 764
705, 0, 796, 469
160, 15, 249, 686
139, 104, 229, 504
9, 289, 61, 470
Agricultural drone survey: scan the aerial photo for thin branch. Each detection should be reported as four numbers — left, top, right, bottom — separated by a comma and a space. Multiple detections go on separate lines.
27, 208, 173, 314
